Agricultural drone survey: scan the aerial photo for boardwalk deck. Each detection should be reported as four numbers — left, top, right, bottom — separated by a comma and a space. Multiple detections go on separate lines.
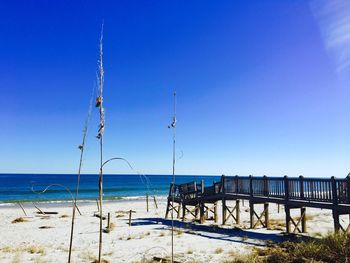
165, 175, 350, 233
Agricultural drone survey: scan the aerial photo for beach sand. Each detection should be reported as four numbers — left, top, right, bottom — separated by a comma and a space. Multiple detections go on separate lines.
0, 197, 347, 262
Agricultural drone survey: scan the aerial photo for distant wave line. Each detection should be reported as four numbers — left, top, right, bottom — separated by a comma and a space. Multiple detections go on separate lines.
0, 186, 169, 195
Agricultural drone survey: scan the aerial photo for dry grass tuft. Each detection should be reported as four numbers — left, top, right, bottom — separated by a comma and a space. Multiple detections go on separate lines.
60, 214, 69, 218
12, 253, 21, 263
267, 219, 285, 231
215, 247, 224, 254
108, 222, 116, 231
92, 259, 109, 263
174, 229, 184, 236
27, 245, 45, 254
12, 217, 27, 224
223, 232, 350, 263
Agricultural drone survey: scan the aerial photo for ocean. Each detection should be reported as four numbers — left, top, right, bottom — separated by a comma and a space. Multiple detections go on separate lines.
0, 174, 221, 203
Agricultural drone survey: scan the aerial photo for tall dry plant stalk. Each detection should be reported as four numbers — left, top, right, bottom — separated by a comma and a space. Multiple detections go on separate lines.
168, 91, 177, 263
67, 89, 94, 263
96, 25, 105, 263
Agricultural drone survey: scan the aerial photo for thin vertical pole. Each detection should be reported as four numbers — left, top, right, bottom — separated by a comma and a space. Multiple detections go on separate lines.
170, 91, 177, 263
97, 25, 105, 263
129, 210, 132, 226
146, 194, 149, 212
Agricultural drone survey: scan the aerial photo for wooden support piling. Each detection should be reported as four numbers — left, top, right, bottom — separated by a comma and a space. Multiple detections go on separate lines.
177, 203, 181, 219
236, 200, 240, 224
264, 203, 269, 229
333, 210, 340, 232
200, 203, 206, 224
165, 200, 170, 218
285, 206, 291, 233
194, 204, 199, 219
301, 207, 306, 233
214, 202, 218, 223
222, 198, 227, 225
249, 201, 254, 229
182, 204, 186, 221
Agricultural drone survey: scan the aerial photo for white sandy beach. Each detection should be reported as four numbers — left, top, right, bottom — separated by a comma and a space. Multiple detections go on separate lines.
0, 197, 348, 263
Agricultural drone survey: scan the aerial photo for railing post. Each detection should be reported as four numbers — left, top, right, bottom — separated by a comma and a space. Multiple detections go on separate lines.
331, 176, 338, 205
299, 175, 304, 199
221, 175, 225, 194
263, 175, 268, 196
284, 175, 289, 201
249, 175, 253, 197
221, 174, 226, 225
331, 176, 340, 232
194, 181, 197, 198
347, 176, 350, 204
284, 175, 291, 233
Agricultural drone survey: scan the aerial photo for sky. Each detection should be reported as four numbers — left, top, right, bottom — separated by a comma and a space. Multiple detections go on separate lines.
1, 0, 350, 177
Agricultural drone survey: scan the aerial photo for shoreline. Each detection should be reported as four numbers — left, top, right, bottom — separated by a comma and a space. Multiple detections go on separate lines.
0, 195, 168, 208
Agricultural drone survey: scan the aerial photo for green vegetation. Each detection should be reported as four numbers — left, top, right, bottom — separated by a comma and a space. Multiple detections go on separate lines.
223, 232, 350, 263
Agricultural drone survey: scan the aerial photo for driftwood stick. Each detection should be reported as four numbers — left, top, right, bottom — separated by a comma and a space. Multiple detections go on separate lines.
107, 212, 111, 229
153, 196, 158, 209
94, 213, 106, 220
75, 203, 82, 216
17, 202, 27, 216
33, 203, 45, 215
128, 210, 136, 226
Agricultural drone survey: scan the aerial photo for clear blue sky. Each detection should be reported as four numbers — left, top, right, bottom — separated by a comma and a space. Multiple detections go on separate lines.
1, 0, 350, 177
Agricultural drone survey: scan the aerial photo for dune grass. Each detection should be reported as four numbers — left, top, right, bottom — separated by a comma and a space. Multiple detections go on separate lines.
11, 217, 27, 224
223, 232, 350, 263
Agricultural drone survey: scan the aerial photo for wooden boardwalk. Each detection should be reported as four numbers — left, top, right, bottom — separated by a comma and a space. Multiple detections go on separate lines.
165, 175, 350, 233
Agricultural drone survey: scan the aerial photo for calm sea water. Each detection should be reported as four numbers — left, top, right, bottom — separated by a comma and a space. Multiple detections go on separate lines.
0, 174, 220, 203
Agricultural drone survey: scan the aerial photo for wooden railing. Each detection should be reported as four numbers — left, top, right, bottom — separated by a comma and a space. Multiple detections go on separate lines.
168, 175, 350, 206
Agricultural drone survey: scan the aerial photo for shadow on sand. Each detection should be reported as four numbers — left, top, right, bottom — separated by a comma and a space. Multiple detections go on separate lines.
130, 217, 311, 247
